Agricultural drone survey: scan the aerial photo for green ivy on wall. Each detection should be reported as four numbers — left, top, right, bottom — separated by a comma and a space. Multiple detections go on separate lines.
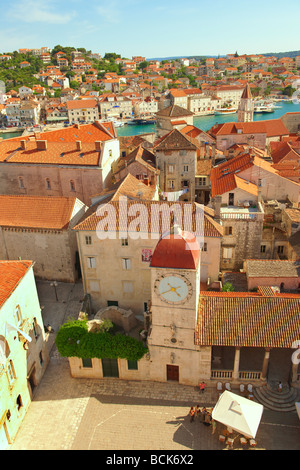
55, 319, 148, 362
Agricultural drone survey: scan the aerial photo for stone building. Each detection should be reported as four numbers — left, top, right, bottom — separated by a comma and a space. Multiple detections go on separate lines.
153, 129, 200, 202
0, 195, 87, 282
74, 200, 223, 315
0, 122, 120, 206
66, 99, 99, 124
243, 259, 300, 291
112, 145, 159, 188
155, 105, 194, 138
0, 261, 48, 449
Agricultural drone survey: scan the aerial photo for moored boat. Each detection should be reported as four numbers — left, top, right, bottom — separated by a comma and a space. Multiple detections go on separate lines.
214, 107, 237, 115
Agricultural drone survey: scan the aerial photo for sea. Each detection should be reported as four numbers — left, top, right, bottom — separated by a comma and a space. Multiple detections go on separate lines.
1, 101, 300, 140
116, 100, 300, 137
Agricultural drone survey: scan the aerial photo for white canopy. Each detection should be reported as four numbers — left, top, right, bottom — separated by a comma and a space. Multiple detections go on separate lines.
212, 390, 264, 439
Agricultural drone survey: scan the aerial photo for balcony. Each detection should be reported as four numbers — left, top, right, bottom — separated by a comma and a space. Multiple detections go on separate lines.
220, 202, 264, 221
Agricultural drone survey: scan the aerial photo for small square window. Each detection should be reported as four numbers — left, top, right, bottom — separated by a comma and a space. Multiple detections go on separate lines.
87, 257, 96, 268
85, 236, 92, 245
121, 238, 128, 246
82, 358, 93, 368
127, 360, 138, 370
122, 258, 131, 270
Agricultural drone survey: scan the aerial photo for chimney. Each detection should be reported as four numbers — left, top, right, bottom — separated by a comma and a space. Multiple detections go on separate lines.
36, 140, 47, 150
200, 141, 205, 159
35, 132, 41, 140
95, 141, 102, 151
75, 123, 80, 129
76, 140, 82, 151
20, 140, 27, 150
214, 195, 222, 223
205, 143, 209, 159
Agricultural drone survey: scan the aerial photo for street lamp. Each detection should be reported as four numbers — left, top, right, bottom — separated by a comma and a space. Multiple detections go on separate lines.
50, 281, 58, 301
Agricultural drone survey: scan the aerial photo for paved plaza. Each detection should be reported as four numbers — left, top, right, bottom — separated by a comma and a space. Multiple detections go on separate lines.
8, 281, 300, 451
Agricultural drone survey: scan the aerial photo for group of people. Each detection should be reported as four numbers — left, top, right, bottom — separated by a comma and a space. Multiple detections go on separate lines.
189, 405, 214, 427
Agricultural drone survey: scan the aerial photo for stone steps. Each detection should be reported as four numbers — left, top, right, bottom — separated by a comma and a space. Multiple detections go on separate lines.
253, 383, 300, 412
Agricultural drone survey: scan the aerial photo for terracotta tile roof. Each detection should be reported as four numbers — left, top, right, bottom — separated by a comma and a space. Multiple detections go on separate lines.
169, 88, 188, 97
74, 200, 223, 238
0, 140, 102, 166
2, 122, 116, 143
92, 173, 157, 203
153, 128, 199, 151
156, 104, 194, 118
195, 291, 300, 348
210, 119, 289, 138
0, 260, 33, 308
0, 195, 77, 230
114, 145, 158, 175
210, 154, 254, 197
245, 259, 300, 278
210, 153, 286, 197
271, 141, 300, 164
66, 99, 98, 110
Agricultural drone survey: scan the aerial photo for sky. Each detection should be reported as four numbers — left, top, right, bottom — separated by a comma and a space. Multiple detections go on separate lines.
0, 0, 300, 59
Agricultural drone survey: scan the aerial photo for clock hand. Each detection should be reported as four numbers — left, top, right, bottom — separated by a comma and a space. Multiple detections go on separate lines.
162, 284, 181, 297
161, 288, 173, 295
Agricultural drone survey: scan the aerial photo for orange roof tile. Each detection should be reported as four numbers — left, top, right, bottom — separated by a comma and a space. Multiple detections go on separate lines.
195, 291, 300, 348
74, 200, 223, 238
0, 140, 101, 166
66, 99, 98, 110
0, 260, 33, 308
0, 195, 78, 230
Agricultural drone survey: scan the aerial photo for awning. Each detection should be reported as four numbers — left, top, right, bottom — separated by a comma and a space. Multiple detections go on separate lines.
212, 390, 264, 438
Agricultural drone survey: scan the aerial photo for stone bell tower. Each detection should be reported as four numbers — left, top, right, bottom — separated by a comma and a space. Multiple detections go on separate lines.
147, 227, 203, 385
238, 83, 254, 122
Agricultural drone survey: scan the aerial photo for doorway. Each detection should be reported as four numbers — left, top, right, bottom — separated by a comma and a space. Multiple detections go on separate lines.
101, 358, 119, 378
268, 348, 293, 383
166, 364, 179, 382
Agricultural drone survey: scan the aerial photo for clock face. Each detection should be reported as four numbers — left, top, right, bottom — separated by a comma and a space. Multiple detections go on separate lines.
154, 273, 193, 304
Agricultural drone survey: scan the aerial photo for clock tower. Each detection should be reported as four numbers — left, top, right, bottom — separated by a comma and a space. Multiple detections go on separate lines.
147, 226, 202, 384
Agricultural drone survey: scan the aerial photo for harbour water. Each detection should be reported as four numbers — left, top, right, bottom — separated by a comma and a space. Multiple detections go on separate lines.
116, 100, 300, 137
1, 101, 299, 140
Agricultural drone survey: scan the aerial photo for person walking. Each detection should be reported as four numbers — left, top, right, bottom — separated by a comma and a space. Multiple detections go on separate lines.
189, 407, 195, 422
195, 404, 201, 419
199, 381, 206, 393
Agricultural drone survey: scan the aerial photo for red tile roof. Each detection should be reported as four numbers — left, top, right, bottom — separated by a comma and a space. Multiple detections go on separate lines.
210, 119, 289, 138
0, 260, 33, 308
150, 231, 200, 269
74, 200, 223, 238
0, 141, 102, 166
195, 291, 300, 348
0, 195, 78, 230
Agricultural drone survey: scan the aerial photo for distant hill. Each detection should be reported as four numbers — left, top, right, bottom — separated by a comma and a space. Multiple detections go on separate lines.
148, 51, 300, 61
261, 50, 300, 58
